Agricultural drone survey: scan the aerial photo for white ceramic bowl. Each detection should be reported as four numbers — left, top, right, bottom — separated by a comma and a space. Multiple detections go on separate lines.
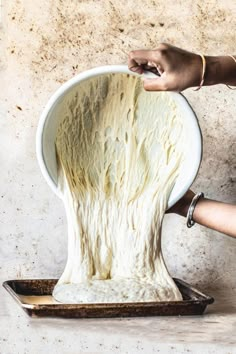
36, 65, 202, 209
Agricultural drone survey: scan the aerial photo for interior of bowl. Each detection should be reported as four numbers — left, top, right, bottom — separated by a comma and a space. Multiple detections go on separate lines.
37, 66, 202, 209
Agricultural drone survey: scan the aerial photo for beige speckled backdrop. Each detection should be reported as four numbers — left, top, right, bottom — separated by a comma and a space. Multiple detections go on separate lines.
1, 0, 236, 294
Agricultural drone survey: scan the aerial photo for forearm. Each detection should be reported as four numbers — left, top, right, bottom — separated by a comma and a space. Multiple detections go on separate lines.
192, 198, 236, 238
169, 191, 236, 238
204, 55, 236, 86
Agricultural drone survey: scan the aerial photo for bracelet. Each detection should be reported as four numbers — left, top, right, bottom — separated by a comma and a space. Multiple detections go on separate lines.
186, 192, 204, 228
194, 54, 206, 91
226, 55, 236, 90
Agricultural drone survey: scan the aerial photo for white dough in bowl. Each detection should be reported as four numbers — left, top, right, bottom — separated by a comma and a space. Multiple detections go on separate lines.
53, 73, 186, 303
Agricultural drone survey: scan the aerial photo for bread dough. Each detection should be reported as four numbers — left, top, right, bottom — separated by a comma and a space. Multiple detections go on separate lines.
53, 73, 185, 303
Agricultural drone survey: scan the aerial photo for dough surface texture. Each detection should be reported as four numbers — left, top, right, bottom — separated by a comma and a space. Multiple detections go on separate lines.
53, 74, 185, 303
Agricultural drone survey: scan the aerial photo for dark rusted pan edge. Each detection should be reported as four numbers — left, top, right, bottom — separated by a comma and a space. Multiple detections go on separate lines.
174, 278, 214, 304
2, 278, 214, 318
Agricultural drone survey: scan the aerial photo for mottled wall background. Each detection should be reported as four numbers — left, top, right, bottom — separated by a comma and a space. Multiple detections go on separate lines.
1, 0, 236, 295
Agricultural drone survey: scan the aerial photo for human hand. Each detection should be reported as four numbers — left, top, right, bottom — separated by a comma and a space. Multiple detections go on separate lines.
166, 190, 195, 217
128, 43, 203, 92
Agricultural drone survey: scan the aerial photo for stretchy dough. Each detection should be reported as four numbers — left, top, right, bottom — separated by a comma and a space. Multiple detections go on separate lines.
53, 73, 185, 303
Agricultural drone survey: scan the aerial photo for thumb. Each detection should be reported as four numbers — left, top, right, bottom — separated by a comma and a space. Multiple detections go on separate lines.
143, 78, 168, 91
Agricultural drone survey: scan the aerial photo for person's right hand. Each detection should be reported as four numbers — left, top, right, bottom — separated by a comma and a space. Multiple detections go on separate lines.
128, 43, 204, 92
166, 190, 195, 217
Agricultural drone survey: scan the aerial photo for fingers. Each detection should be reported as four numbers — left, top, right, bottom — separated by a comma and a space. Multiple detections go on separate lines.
128, 50, 156, 74
129, 62, 143, 75
128, 49, 172, 91
143, 78, 168, 91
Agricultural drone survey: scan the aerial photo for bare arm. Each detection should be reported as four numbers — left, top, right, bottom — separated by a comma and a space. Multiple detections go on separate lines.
128, 43, 236, 91
168, 191, 236, 238
128, 44, 236, 238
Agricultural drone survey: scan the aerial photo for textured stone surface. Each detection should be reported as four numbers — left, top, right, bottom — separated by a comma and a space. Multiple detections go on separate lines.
0, 0, 236, 352
0, 287, 236, 353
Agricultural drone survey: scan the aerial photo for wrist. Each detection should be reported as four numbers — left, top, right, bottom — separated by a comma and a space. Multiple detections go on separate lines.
204, 55, 235, 86
186, 192, 204, 228
204, 56, 222, 85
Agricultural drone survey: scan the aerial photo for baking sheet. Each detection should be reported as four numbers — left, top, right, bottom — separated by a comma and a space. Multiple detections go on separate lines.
3, 278, 214, 318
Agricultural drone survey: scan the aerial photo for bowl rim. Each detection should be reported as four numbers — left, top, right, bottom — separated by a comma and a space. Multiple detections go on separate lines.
36, 64, 202, 208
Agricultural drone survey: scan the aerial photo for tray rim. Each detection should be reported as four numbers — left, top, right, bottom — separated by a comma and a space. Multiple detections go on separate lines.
2, 277, 214, 311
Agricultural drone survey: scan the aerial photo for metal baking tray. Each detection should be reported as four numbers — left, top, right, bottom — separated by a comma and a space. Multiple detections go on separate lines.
3, 278, 214, 318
